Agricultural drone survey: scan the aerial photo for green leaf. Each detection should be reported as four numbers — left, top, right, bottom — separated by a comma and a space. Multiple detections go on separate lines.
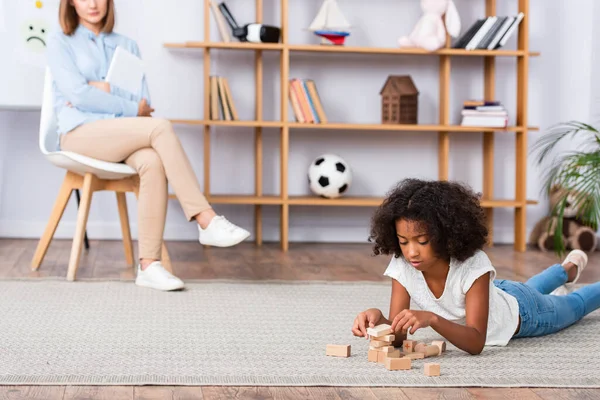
530, 120, 600, 256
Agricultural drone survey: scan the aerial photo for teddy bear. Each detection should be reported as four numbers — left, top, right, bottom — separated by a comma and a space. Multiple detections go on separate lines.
398, 0, 461, 52
529, 185, 598, 252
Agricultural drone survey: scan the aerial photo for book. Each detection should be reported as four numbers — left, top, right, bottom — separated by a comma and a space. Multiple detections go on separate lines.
209, 0, 231, 42
288, 78, 328, 124
453, 13, 525, 50
209, 76, 238, 121
105, 46, 145, 95
460, 100, 508, 128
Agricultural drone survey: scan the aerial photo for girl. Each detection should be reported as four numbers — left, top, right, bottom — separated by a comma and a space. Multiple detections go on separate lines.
352, 178, 599, 354
47, 0, 250, 291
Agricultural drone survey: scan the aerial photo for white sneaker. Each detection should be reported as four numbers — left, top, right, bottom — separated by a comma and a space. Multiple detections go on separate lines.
551, 249, 588, 295
198, 215, 250, 247
135, 261, 185, 291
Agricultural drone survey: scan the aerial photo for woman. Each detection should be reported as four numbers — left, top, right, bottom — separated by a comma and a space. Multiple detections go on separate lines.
47, 0, 250, 291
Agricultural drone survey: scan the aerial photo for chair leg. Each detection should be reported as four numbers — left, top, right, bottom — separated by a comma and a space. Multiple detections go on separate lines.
67, 173, 96, 281
116, 192, 134, 267
31, 172, 75, 271
75, 189, 90, 250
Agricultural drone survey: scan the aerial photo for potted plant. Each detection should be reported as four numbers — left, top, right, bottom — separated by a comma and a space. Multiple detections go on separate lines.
531, 121, 600, 255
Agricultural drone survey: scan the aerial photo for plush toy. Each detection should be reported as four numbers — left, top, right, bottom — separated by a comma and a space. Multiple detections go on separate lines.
398, 0, 461, 52
529, 185, 598, 253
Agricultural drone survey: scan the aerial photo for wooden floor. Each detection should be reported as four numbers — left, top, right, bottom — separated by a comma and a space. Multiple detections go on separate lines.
1, 239, 599, 400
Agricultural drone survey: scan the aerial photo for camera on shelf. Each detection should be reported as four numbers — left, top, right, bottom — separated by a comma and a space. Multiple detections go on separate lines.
233, 24, 281, 44
219, 2, 281, 44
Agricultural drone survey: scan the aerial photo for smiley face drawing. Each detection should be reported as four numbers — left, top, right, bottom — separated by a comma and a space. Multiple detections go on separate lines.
21, 19, 49, 53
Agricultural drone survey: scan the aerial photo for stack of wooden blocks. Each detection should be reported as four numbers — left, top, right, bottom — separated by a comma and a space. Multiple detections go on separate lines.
369, 324, 444, 375
326, 323, 445, 377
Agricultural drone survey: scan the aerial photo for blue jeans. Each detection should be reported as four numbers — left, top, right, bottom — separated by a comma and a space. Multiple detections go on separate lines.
494, 264, 600, 338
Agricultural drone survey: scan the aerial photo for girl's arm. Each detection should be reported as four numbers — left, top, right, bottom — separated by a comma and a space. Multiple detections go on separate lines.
351, 279, 410, 345
388, 279, 411, 347
429, 272, 490, 354
47, 34, 139, 117
393, 272, 490, 355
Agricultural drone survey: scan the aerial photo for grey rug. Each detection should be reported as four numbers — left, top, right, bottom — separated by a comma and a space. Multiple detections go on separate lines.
1, 279, 599, 387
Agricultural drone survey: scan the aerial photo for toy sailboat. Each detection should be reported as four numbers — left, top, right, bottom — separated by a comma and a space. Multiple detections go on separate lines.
308, 0, 351, 45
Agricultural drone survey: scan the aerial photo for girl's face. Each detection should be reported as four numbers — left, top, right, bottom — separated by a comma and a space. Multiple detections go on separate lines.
395, 219, 440, 272
71, 0, 107, 26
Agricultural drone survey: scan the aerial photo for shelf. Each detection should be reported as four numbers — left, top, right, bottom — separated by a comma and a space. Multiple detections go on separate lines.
207, 195, 283, 205
289, 197, 538, 208
288, 123, 539, 133
168, 194, 283, 205
170, 0, 535, 253
164, 42, 284, 51
169, 120, 539, 132
170, 120, 284, 128
168, 195, 539, 208
288, 44, 539, 57
481, 199, 539, 208
163, 42, 540, 57
288, 196, 383, 207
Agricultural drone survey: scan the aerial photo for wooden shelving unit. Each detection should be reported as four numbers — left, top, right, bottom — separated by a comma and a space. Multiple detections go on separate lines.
165, 0, 538, 252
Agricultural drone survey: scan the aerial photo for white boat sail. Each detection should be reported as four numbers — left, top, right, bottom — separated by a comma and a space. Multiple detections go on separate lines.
308, 0, 351, 32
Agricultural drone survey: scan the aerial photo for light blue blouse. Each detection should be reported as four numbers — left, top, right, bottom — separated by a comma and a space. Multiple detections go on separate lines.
47, 24, 150, 138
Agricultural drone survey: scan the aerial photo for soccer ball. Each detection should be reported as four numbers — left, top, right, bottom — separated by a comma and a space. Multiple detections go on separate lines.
308, 154, 352, 199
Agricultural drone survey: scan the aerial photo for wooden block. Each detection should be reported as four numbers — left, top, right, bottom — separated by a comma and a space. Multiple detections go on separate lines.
405, 352, 425, 360
414, 343, 440, 357
385, 357, 411, 371
377, 350, 388, 364
387, 349, 402, 358
370, 334, 395, 342
326, 344, 350, 357
368, 349, 379, 363
367, 324, 392, 337
432, 340, 446, 353
402, 340, 417, 353
378, 346, 396, 353
424, 362, 441, 376
370, 339, 392, 348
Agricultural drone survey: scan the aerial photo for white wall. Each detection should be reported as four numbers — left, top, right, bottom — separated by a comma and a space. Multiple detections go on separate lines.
0, 0, 595, 244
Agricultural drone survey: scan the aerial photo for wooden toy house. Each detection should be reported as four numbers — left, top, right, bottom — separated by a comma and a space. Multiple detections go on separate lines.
380, 75, 419, 124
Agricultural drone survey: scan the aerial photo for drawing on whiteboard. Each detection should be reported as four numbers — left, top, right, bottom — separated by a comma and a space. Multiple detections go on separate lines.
22, 19, 48, 52
11, 0, 57, 68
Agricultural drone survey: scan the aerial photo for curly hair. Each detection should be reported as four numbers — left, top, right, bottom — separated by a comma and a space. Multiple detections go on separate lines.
368, 178, 488, 262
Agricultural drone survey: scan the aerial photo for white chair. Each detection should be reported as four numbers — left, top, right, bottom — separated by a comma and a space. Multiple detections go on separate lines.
32, 68, 172, 280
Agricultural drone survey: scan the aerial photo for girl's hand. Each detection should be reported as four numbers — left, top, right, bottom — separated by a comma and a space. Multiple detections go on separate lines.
138, 98, 155, 117
352, 308, 383, 338
391, 309, 438, 335
88, 81, 111, 93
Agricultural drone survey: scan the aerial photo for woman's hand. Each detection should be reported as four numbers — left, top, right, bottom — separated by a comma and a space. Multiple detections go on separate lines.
88, 81, 111, 93
390, 309, 438, 335
138, 98, 155, 117
352, 308, 384, 338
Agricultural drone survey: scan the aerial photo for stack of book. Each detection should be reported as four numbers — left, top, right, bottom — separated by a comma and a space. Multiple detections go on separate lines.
460, 100, 508, 128
289, 78, 328, 124
453, 12, 524, 50
209, 76, 239, 121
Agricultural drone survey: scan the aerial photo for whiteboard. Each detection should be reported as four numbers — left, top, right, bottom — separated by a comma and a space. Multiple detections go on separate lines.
0, 0, 60, 109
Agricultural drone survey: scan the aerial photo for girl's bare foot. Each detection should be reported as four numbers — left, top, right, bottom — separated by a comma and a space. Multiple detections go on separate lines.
563, 261, 578, 282
552, 250, 589, 296
561, 249, 588, 283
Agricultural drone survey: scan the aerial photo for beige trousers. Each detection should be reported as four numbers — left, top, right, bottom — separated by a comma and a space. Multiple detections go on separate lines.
60, 117, 212, 260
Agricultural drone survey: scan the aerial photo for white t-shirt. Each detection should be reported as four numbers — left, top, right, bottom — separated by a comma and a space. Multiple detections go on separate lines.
383, 249, 520, 346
